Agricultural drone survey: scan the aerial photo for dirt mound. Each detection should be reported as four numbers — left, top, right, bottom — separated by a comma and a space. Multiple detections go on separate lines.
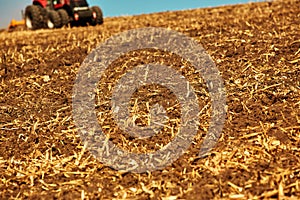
0, 0, 299, 199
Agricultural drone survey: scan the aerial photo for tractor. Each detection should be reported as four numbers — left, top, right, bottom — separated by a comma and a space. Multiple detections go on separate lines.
25, 0, 103, 30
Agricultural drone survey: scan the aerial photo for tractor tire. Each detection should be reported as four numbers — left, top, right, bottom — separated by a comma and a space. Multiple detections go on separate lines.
47, 10, 61, 29
37, 6, 48, 28
58, 9, 69, 27
25, 5, 43, 30
91, 6, 103, 25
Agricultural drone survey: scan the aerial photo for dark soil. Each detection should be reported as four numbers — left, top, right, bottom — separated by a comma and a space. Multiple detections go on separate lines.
0, 0, 299, 199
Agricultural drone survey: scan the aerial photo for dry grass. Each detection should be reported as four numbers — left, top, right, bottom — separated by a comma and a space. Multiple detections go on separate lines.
0, 0, 299, 199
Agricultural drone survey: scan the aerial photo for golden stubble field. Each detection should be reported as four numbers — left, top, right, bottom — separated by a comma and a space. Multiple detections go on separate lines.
0, 0, 299, 199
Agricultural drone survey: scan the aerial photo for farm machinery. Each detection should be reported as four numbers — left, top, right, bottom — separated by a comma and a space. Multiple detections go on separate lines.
8, 19, 25, 31
25, 0, 103, 30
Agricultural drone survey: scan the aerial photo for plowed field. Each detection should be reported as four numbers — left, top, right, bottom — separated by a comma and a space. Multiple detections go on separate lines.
0, 0, 299, 199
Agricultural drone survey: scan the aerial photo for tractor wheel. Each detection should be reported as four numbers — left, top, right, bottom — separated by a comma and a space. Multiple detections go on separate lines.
58, 9, 69, 27
47, 10, 61, 29
25, 5, 43, 30
37, 6, 48, 28
91, 6, 103, 25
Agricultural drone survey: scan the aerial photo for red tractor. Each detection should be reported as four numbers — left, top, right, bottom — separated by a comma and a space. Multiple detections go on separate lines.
25, 0, 103, 30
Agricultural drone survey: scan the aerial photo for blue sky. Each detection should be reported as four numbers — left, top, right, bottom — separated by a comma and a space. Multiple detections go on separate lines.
0, 0, 263, 28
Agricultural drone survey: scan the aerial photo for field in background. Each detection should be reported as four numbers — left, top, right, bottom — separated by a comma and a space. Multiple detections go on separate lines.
0, 0, 299, 199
